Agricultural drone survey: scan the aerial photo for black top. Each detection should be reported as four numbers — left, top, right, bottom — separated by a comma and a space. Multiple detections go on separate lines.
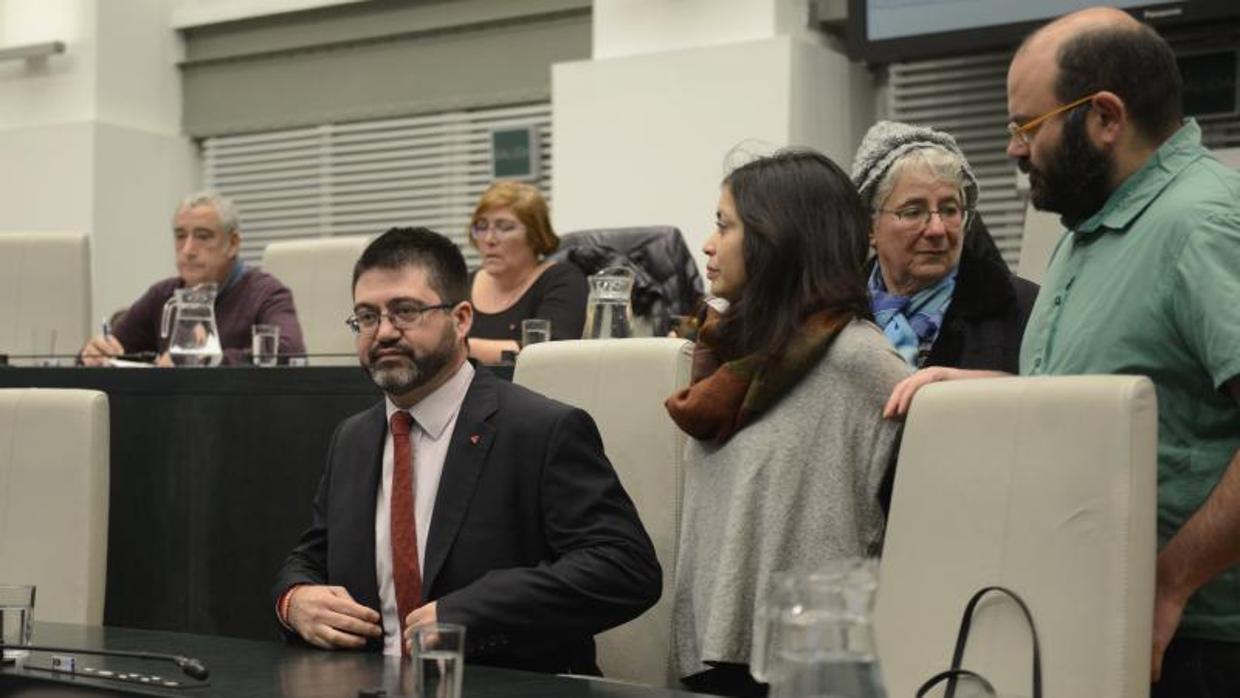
469, 262, 589, 342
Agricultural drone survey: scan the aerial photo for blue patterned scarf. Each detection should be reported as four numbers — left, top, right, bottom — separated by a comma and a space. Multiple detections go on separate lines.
869, 265, 956, 367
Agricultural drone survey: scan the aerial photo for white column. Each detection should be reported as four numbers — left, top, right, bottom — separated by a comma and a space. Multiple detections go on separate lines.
552, 0, 874, 273
0, 0, 195, 331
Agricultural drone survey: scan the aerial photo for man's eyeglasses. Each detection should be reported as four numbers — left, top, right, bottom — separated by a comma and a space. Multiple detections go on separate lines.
346, 302, 454, 334
470, 219, 525, 240
875, 202, 972, 231
1007, 92, 1100, 145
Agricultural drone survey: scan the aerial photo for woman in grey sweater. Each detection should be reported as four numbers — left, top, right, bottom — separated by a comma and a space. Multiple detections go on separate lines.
665, 150, 910, 696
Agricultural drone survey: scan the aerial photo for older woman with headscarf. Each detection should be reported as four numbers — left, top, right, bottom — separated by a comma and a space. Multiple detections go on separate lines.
851, 121, 1038, 372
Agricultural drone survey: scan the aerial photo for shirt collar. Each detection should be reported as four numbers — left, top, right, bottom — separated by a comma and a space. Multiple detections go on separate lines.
177, 258, 246, 296
1071, 119, 1204, 236
384, 360, 475, 440
220, 258, 246, 294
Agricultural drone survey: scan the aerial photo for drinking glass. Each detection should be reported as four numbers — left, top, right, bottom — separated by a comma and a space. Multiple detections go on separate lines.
411, 623, 465, 698
520, 319, 552, 347
0, 584, 35, 660
251, 324, 280, 366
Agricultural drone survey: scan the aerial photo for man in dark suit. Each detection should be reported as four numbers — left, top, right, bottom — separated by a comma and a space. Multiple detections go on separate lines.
272, 226, 660, 674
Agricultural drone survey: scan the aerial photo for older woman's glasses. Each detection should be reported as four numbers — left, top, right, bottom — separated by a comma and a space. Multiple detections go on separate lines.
876, 203, 971, 231
345, 302, 454, 334
471, 219, 525, 240
1007, 92, 1100, 145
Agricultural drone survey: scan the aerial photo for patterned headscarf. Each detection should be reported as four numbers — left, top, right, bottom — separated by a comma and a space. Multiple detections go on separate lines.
868, 265, 956, 367
850, 120, 979, 211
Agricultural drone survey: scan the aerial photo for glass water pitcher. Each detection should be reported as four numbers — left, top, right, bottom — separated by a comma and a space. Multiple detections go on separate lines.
757, 559, 887, 698
582, 266, 635, 339
160, 283, 223, 366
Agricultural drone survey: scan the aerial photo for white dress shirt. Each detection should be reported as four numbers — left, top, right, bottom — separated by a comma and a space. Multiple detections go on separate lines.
374, 360, 474, 655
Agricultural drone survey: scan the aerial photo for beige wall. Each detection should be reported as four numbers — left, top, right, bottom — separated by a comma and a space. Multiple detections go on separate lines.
0, 0, 195, 325
554, 1, 873, 274
1, 0, 879, 323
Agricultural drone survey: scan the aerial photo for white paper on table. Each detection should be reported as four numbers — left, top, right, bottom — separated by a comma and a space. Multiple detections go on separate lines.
108, 359, 154, 368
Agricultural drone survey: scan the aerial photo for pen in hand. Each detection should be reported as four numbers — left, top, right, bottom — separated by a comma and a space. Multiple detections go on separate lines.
98, 318, 124, 362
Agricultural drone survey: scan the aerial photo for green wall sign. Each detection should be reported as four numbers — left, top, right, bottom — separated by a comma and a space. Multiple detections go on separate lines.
491, 126, 540, 180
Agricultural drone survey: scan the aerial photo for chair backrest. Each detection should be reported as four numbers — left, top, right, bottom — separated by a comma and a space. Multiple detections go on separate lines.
0, 233, 91, 363
0, 388, 109, 624
1016, 202, 1063, 285
261, 236, 371, 365
875, 375, 1156, 698
513, 338, 693, 687
550, 226, 704, 337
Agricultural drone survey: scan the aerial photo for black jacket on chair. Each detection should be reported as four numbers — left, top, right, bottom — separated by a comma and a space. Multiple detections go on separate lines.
869, 214, 1039, 373
550, 226, 704, 336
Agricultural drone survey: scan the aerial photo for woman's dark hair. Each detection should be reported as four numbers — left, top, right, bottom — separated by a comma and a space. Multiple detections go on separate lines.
1055, 23, 1183, 142
714, 149, 872, 360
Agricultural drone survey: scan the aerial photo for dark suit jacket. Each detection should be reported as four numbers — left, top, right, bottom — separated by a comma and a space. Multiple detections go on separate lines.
273, 365, 661, 675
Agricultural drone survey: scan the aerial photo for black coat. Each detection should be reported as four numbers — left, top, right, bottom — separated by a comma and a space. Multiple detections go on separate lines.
550, 226, 704, 336
870, 215, 1039, 373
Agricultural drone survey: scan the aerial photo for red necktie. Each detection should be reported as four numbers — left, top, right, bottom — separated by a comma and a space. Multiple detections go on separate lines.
389, 411, 422, 656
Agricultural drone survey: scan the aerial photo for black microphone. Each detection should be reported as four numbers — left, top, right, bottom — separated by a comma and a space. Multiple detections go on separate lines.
1, 643, 209, 680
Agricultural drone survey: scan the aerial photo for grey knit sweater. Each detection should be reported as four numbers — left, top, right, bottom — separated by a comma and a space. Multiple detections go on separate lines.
673, 320, 911, 678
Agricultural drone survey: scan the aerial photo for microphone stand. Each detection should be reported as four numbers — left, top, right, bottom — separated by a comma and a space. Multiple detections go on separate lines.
1, 641, 209, 682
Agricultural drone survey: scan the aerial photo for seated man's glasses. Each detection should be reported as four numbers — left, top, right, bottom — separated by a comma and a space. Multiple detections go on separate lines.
346, 302, 454, 334
1007, 92, 1100, 145
876, 202, 972, 231
471, 219, 525, 240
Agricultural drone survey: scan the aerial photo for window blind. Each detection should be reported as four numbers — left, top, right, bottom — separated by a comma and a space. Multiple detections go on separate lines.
887, 51, 1031, 268
887, 36, 1240, 269
201, 102, 554, 267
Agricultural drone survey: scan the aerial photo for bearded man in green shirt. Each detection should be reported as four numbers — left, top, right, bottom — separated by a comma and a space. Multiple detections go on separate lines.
884, 8, 1240, 696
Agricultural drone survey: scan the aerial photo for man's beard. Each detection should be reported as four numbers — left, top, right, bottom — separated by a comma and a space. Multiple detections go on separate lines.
364, 324, 457, 396
1021, 111, 1112, 226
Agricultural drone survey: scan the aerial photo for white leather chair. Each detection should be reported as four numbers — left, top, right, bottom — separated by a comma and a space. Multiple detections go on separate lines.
1016, 202, 1063, 285
260, 236, 372, 365
0, 232, 91, 364
0, 389, 109, 625
875, 376, 1157, 698
513, 338, 693, 687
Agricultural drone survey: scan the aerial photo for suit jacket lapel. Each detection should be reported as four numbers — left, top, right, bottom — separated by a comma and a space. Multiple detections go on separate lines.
421, 367, 498, 599
346, 402, 387, 616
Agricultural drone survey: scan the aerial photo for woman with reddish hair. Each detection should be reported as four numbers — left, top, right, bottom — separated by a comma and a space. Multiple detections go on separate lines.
466, 181, 587, 363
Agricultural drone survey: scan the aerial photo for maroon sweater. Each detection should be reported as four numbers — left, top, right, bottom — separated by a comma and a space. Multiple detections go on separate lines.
112, 269, 306, 365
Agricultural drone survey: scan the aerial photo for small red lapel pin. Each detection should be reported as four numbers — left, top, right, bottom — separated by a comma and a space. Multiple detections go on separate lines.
469, 434, 480, 445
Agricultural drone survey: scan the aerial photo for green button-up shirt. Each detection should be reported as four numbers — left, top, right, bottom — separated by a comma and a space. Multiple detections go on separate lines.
1021, 120, 1240, 640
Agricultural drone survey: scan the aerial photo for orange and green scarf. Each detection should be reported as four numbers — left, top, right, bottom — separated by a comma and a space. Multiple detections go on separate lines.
665, 308, 853, 444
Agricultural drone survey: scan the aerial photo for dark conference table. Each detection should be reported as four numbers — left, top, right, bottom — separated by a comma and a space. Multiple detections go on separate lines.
1, 622, 705, 697
0, 365, 383, 641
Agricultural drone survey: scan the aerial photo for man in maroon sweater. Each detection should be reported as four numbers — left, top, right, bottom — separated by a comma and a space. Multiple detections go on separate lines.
80, 191, 305, 365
